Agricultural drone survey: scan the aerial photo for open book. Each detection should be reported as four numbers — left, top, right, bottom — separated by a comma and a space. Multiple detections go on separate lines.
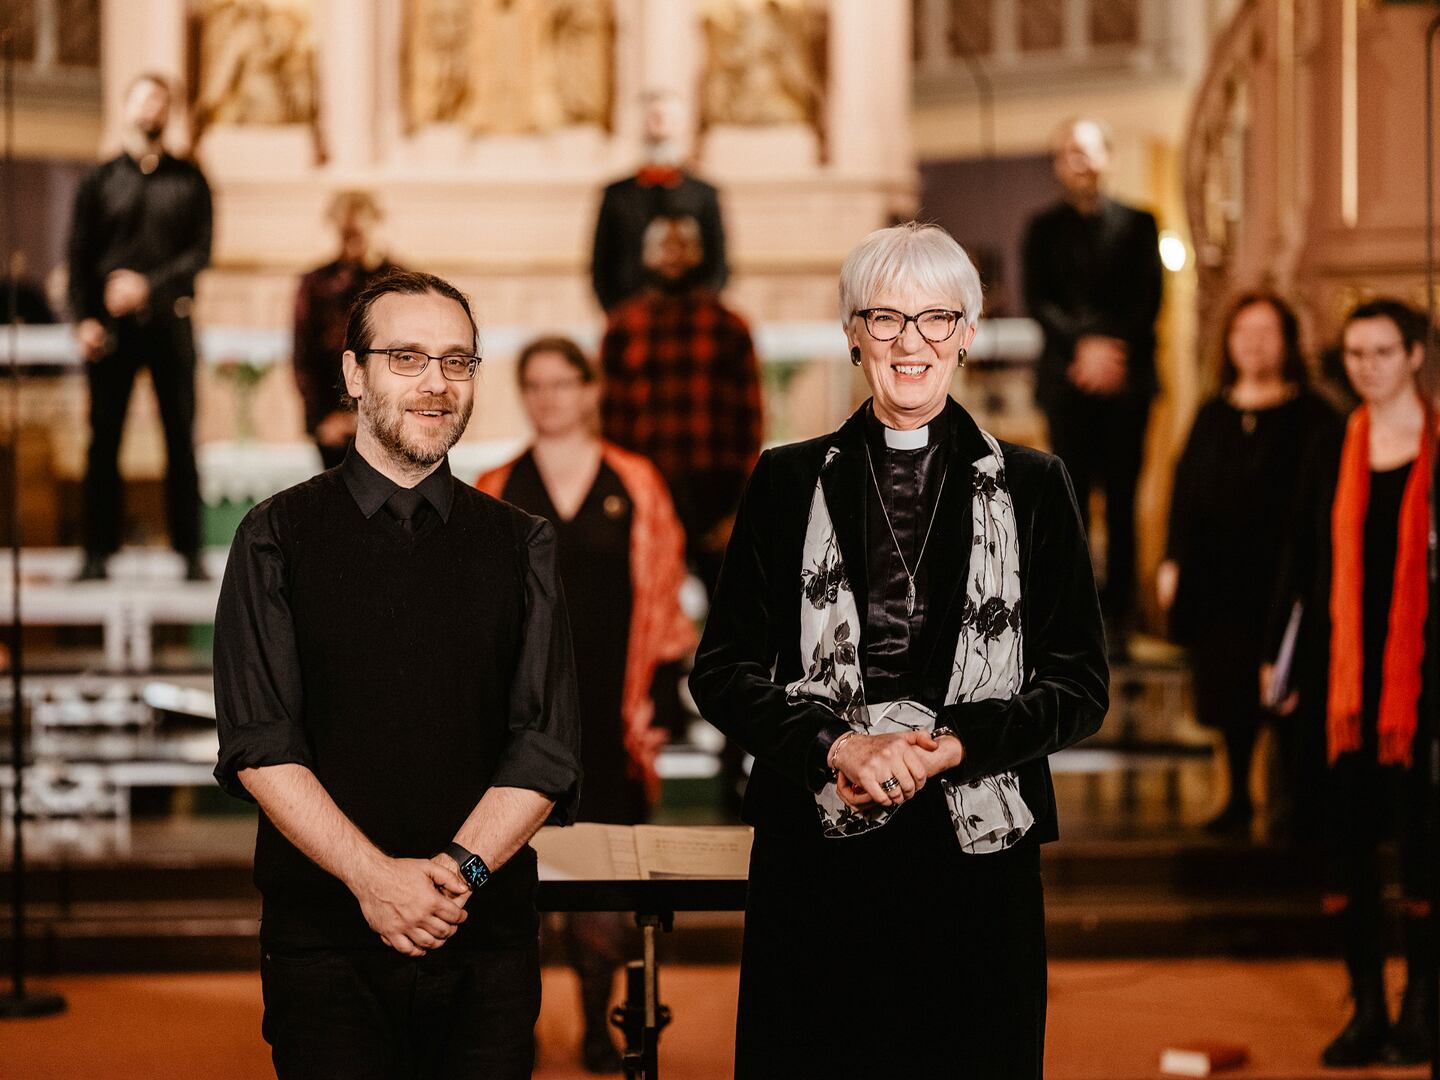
534, 823, 753, 881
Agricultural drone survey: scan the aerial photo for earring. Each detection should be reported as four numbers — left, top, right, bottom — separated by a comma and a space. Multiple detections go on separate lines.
957, 347, 967, 366
850, 346, 862, 366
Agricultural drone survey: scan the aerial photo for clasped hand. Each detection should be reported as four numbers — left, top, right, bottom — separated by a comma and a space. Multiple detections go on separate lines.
352, 854, 472, 958
831, 730, 964, 810
1067, 335, 1128, 395
103, 269, 150, 319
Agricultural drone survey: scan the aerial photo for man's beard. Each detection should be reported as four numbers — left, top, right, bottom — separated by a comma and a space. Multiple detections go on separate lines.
359, 377, 472, 470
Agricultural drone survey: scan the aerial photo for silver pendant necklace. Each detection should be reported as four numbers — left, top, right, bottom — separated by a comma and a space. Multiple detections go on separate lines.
864, 442, 949, 616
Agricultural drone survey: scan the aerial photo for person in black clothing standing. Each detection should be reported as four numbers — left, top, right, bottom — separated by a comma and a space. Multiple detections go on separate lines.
590, 90, 727, 312
1268, 300, 1436, 1068
1158, 292, 1339, 838
214, 271, 582, 1079
67, 73, 213, 581
1022, 117, 1162, 653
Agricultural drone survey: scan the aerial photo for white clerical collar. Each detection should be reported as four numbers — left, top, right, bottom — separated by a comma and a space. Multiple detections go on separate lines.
883, 423, 929, 450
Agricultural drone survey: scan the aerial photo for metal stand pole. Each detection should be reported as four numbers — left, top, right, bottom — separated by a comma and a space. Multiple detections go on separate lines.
613, 911, 673, 1080
0, 25, 64, 1022
1424, 14, 1440, 1076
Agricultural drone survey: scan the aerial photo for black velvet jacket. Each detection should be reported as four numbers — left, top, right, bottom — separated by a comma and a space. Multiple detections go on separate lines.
690, 399, 1109, 843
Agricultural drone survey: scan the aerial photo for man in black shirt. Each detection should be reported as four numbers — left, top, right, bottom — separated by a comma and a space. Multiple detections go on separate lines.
590, 90, 728, 312
67, 73, 213, 581
1022, 118, 1163, 654
214, 270, 581, 1079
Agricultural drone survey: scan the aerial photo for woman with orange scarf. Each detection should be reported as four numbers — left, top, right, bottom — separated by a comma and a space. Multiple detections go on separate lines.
1268, 299, 1435, 1067
477, 336, 695, 1073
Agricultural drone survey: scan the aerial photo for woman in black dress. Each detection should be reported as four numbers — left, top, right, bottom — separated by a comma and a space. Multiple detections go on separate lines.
1159, 292, 1338, 837
1270, 300, 1434, 1066
689, 223, 1107, 1077
477, 337, 693, 1073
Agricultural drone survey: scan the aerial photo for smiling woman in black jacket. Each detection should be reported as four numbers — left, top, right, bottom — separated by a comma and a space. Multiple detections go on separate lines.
689, 222, 1108, 1079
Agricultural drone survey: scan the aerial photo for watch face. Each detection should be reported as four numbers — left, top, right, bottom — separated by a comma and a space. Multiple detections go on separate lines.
460, 856, 489, 889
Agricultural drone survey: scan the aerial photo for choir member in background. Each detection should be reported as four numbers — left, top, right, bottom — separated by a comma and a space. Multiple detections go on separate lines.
590, 89, 727, 313
1268, 299, 1436, 1067
67, 73, 212, 581
477, 336, 694, 1073
1159, 292, 1338, 839
1022, 117, 1163, 656
292, 190, 401, 471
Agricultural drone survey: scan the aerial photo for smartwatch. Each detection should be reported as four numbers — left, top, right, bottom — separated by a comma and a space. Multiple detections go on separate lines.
443, 842, 491, 891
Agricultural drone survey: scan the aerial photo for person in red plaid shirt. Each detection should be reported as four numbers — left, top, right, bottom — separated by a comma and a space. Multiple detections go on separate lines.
599, 213, 764, 597
292, 191, 400, 470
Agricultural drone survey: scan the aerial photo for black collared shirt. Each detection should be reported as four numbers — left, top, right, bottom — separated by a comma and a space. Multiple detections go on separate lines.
862, 405, 955, 700
213, 447, 581, 822
342, 446, 456, 527
67, 151, 213, 324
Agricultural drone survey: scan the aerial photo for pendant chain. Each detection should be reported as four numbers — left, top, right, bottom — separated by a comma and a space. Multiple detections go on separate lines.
864, 442, 949, 616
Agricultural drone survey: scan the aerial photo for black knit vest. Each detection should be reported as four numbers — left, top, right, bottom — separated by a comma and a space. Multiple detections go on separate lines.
255, 469, 538, 949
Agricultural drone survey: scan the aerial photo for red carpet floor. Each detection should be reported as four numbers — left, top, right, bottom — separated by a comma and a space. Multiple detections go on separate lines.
0, 960, 1430, 1079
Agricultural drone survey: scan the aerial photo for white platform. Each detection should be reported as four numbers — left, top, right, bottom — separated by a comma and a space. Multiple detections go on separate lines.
0, 549, 226, 671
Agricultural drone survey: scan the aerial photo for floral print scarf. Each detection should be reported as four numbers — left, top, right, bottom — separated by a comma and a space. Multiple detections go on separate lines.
787, 430, 1034, 853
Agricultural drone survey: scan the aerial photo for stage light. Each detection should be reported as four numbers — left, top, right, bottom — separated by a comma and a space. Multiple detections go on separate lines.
1159, 232, 1187, 272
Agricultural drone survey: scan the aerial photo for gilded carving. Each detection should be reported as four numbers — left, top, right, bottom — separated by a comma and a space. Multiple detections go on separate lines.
700, 0, 827, 138
403, 0, 614, 135
189, 0, 318, 141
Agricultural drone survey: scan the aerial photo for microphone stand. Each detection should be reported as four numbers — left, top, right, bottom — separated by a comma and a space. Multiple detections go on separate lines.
1425, 13, 1440, 1078
0, 26, 65, 1021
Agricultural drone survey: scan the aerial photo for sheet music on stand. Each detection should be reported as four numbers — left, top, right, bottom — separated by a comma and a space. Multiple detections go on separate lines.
534, 823, 752, 882
532, 825, 752, 1080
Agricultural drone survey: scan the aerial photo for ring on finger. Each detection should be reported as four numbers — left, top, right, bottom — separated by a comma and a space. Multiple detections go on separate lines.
880, 777, 900, 792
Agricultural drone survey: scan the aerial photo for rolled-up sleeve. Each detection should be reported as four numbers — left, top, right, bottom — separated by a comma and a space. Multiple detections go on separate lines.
489, 516, 583, 824
213, 503, 312, 801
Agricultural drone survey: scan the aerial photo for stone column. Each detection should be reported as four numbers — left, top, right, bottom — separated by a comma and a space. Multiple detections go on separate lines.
316, 0, 379, 172
101, 0, 187, 152
828, 0, 912, 185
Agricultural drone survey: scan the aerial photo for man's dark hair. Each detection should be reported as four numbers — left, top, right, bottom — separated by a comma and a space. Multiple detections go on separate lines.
1217, 290, 1307, 388
516, 335, 596, 386
344, 270, 480, 361
1344, 298, 1430, 354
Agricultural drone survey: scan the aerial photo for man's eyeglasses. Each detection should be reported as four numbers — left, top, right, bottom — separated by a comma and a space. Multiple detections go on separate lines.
364, 349, 481, 381
853, 308, 964, 343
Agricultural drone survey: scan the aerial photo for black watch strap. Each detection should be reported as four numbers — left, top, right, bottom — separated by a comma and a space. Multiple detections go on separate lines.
443, 842, 491, 890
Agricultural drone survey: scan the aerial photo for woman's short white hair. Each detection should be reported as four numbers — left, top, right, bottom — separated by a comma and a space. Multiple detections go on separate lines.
838, 222, 983, 329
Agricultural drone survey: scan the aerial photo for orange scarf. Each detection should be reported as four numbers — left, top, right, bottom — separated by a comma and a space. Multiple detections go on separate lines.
1327, 404, 1433, 767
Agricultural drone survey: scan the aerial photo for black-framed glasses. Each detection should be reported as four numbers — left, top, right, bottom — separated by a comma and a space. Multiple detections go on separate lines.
364, 348, 481, 381
853, 308, 964, 343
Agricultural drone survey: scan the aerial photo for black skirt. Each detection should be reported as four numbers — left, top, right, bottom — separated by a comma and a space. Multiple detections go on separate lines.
735, 787, 1047, 1079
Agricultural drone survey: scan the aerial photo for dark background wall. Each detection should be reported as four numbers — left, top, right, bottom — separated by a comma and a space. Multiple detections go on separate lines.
917, 153, 1057, 318
8, 157, 91, 318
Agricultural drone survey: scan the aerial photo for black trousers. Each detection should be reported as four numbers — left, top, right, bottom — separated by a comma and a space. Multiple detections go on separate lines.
260, 941, 541, 1080
736, 798, 1048, 1078
1327, 742, 1438, 986
1043, 390, 1150, 626
82, 314, 201, 556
